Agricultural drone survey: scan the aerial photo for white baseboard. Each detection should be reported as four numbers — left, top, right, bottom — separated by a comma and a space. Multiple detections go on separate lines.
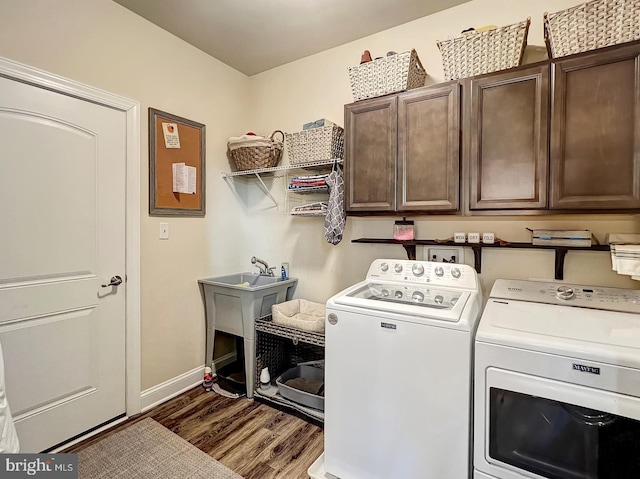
140, 352, 238, 412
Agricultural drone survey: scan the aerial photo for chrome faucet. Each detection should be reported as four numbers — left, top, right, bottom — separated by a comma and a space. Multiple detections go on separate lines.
251, 256, 275, 276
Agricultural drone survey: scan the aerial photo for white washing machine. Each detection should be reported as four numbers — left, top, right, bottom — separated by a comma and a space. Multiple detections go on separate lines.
309, 259, 483, 479
474, 279, 640, 479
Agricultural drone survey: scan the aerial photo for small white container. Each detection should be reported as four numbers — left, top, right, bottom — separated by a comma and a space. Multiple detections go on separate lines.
260, 367, 271, 389
468, 232, 481, 243
454, 232, 466, 243
482, 232, 495, 244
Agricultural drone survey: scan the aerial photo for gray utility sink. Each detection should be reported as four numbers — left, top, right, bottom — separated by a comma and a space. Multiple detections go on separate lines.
208, 273, 282, 289
198, 273, 298, 398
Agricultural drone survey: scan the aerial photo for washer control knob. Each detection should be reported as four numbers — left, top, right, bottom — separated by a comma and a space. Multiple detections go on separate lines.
411, 263, 425, 277
451, 267, 461, 279
412, 291, 424, 303
434, 266, 444, 277
381, 289, 389, 297
434, 295, 444, 304
556, 286, 575, 300
394, 290, 403, 299
380, 262, 389, 272
394, 263, 403, 273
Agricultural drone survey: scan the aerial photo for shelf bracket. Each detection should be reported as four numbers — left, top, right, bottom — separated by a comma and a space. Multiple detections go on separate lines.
253, 172, 277, 207
471, 246, 482, 274
554, 248, 568, 281
402, 244, 417, 260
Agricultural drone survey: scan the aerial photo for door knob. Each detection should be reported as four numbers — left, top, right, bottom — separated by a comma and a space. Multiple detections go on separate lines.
101, 275, 123, 287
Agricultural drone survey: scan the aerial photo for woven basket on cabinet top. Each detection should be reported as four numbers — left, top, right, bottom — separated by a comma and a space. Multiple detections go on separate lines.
348, 49, 427, 102
544, 0, 640, 58
227, 130, 284, 171
437, 18, 530, 80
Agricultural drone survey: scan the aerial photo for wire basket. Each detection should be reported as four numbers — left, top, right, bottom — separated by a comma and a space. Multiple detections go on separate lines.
285, 122, 344, 165
227, 130, 284, 171
437, 18, 530, 80
544, 0, 640, 58
348, 49, 427, 102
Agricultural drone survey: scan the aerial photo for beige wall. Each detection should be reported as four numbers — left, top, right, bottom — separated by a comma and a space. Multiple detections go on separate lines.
0, 0, 251, 389
0, 0, 638, 394
247, 0, 640, 303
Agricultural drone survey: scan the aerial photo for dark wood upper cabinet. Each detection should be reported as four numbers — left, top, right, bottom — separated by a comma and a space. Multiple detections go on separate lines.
398, 83, 460, 212
344, 40, 640, 217
550, 43, 640, 209
467, 65, 549, 211
345, 82, 460, 214
344, 96, 397, 212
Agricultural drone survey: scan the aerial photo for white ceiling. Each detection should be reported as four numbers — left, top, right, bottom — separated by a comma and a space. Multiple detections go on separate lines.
113, 0, 470, 76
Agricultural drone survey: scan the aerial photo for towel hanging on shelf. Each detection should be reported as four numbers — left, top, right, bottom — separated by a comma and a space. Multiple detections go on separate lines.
324, 165, 345, 245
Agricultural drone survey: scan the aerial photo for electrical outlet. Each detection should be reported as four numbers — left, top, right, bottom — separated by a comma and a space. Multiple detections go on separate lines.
425, 246, 464, 264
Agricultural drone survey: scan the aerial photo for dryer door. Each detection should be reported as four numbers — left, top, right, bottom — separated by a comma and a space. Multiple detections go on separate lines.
480, 367, 640, 479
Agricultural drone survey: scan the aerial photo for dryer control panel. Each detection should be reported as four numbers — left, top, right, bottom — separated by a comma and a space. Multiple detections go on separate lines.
365, 259, 478, 290
491, 279, 640, 313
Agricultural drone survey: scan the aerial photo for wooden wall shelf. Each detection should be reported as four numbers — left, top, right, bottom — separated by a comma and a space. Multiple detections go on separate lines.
351, 238, 611, 280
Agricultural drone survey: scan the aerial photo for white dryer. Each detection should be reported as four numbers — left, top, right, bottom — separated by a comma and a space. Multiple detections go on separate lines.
474, 279, 640, 479
309, 259, 483, 479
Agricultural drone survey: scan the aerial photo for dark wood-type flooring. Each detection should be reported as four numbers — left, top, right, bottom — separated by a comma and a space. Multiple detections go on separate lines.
64, 386, 324, 479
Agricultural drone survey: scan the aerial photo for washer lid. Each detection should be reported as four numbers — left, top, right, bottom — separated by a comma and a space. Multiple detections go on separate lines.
477, 298, 640, 369
333, 280, 471, 322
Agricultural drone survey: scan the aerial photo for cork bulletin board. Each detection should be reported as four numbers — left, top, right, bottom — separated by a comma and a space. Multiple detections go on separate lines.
149, 108, 206, 216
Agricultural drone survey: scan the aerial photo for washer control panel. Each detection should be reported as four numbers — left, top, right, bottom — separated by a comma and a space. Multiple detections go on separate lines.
361, 283, 462, 309
366, 259, 478, 289
491, 279, 640, 313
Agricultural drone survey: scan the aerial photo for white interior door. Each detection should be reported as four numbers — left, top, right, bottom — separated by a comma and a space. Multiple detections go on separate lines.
0, 74, 127, 452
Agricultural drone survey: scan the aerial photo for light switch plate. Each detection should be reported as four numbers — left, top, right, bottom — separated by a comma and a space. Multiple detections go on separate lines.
159, 222, 169, 240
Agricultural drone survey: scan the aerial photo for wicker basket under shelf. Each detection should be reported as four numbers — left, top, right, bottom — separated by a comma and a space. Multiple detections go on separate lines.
285, 122, 344, 165
437, 18, 530, 80
544, 0, 640, 58
227, 130, 284, 171
348, 49, 427, 102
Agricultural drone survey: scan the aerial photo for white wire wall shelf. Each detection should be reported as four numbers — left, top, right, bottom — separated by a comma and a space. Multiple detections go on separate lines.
287, 186, 330, 194
221, 159, 342, 178
222, 159, 342, 207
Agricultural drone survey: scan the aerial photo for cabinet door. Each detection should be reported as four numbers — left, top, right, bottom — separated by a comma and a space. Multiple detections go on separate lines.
398, 83, 460, 212
550, 44, 640, 209
344, 96, 397, 212
468, 65, 549, 210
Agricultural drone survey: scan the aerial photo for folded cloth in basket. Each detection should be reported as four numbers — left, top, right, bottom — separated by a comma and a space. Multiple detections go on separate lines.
271, 299, 325, 333
227, 134, 273, 151
228, 134, 264, 143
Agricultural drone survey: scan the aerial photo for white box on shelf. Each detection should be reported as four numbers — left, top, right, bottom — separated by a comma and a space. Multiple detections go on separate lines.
482, 232, 495, 244
468, 232, 480, 243
454, 232, 466, 243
